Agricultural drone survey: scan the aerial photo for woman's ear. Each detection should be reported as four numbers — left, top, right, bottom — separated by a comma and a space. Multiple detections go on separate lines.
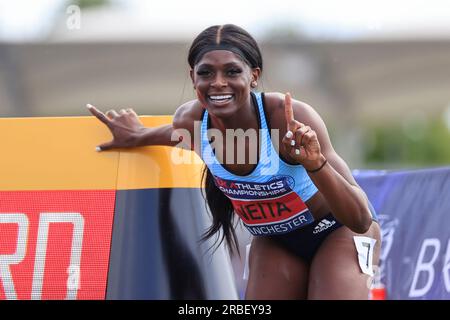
251, 67, 261, 83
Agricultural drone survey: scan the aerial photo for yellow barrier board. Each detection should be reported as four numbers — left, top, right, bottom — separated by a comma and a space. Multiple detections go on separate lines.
0, 116, 203, 190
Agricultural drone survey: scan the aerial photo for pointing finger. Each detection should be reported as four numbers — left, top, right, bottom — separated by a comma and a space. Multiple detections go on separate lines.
285, 92, 295, 130
86, 104, 111, 125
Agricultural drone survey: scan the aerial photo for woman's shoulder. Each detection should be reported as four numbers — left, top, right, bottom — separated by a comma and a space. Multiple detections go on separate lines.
173, 99, 204, 131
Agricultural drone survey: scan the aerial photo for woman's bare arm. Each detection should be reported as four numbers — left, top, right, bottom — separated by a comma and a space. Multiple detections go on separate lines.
86, 101, 199, 151
278, 94, 372, 234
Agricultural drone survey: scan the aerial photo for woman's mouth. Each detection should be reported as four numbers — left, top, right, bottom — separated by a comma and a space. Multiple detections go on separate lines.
208, 94, 234, 106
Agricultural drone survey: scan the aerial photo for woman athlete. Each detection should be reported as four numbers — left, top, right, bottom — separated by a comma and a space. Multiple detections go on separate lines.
87, 24, 381, 300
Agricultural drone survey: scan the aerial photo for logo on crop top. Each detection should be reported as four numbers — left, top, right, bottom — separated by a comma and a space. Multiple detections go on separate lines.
271, 175, 295, 189
213, 175, 313, 235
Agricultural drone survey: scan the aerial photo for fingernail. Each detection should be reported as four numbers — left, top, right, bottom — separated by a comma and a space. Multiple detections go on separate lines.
86, 104, 93, 109
96, 146, 102, 152
290, 140, 296, 146
295, 149, 300, 155
286, 131, 293, 139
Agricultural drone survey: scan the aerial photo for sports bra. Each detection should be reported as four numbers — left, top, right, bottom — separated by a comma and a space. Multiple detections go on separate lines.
200, 92, 319, 236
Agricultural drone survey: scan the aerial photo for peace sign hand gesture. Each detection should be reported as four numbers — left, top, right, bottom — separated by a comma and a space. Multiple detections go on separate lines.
281, 93, 323, 169
86, 104, 146, 151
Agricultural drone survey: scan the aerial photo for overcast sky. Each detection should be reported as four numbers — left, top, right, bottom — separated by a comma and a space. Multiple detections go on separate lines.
1, 0, 450, 41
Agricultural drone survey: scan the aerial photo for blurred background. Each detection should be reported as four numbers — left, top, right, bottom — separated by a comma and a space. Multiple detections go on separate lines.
1, 0, 449, 170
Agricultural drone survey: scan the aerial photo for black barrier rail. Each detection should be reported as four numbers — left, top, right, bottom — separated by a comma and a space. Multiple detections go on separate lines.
106, 188, 238, 299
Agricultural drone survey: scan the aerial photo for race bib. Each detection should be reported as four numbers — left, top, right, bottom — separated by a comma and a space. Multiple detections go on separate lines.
214, 176, 314, 235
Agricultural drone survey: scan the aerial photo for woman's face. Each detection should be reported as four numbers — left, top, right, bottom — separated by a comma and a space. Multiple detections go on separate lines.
191, 50, 259, 119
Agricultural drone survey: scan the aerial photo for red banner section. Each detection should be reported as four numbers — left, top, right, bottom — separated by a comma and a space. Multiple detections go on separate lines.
0, 190, 115, 300
232, 191, 308, 225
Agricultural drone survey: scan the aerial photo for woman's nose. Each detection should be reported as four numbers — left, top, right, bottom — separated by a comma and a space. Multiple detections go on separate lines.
211, 72, 227, 87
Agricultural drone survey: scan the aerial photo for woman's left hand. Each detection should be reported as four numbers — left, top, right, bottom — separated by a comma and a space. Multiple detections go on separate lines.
281, 93, 323, 169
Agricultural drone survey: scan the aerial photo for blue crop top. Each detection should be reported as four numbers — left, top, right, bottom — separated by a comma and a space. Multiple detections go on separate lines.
200, 92, 319, 236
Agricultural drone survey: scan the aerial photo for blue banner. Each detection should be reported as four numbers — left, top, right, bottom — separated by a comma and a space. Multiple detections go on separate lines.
355, 167, 450, 300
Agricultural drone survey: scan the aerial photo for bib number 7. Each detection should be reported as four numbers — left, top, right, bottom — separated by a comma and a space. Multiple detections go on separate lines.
353, 236, 377, 276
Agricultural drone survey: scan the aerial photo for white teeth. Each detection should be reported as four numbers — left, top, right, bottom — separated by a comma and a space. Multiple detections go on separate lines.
209, 95, 233, 100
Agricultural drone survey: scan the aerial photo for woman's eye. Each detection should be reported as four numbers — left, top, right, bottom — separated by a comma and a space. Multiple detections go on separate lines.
227, 69, 242, 75
197, 70, 211, 76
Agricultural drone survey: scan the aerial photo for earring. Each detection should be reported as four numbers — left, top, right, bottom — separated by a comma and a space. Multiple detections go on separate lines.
251, 81, 257, 88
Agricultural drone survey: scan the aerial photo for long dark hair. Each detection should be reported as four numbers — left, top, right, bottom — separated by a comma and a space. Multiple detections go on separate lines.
188, 24, 263, 254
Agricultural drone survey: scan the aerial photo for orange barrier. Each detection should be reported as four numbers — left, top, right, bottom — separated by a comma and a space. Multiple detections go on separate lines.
0, 116, 237, 300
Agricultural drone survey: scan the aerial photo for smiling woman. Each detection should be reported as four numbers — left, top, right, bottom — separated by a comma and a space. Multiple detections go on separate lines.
193, 50, 256, 117
87, 24, 381, 300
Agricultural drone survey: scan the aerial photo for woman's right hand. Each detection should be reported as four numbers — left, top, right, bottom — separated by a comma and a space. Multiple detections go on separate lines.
86, 104, 147, 151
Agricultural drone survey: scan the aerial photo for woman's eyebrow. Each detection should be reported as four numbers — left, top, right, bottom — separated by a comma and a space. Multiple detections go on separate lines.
196, 63, 212, 69
197, 61, 242, 69
223, 62, 242, 67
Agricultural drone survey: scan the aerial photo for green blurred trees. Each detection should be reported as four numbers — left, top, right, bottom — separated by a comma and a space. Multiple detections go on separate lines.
363, 117, 450, 168
68, 0, 111, 9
